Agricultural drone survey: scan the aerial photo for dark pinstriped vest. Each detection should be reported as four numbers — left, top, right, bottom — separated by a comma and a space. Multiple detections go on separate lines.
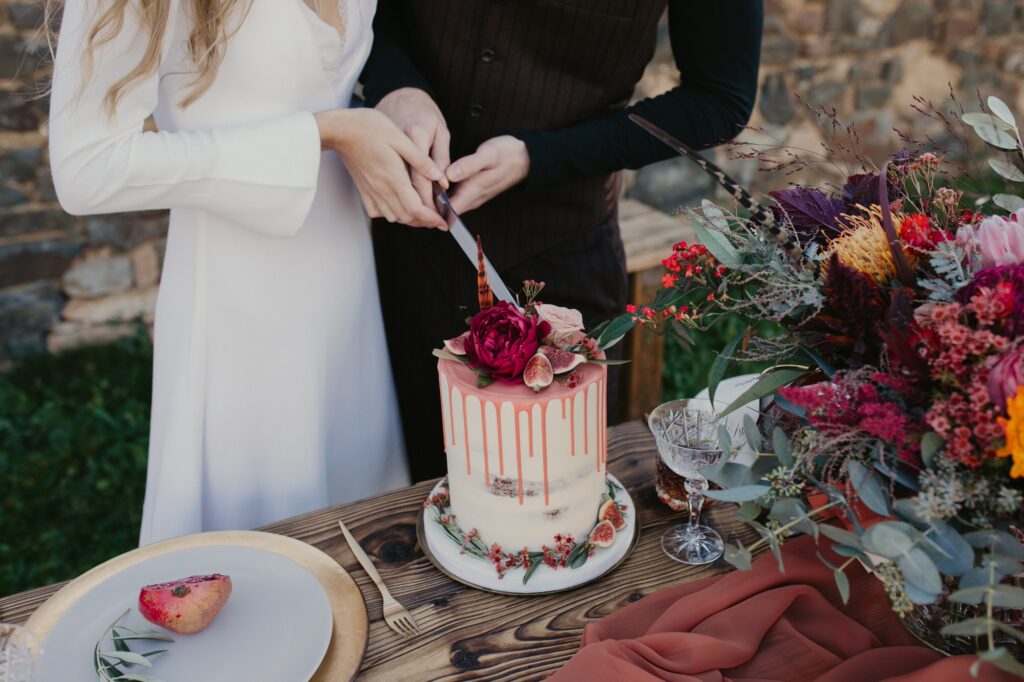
401, 0, 667, 268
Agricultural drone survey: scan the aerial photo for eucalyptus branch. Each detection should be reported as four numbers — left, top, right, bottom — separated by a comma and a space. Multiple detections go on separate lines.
745, 500, 841, 553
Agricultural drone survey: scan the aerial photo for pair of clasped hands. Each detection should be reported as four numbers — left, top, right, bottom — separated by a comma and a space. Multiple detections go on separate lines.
315, 88, 527, 229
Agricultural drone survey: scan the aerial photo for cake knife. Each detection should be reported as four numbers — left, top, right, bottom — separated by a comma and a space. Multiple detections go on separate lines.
432, 182, 518, 307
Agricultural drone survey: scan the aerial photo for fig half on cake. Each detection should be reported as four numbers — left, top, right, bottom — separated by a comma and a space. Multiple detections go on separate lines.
138, 573, 232, 634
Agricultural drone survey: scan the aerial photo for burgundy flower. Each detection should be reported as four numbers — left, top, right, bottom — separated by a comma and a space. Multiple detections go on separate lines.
463, 302, 550, 383
989, 345, 1024, 415
958, 264, 1024, 335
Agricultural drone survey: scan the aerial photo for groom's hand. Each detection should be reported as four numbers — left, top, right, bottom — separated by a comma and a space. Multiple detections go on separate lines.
446, 136, 530, 215
375, 88, 451, 215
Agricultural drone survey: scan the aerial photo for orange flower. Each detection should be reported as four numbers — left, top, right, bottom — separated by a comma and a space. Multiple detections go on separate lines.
996, 385, 1024, 478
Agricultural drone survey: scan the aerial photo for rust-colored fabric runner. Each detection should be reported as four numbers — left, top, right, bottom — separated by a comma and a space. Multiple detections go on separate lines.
551, 536, 1014, 681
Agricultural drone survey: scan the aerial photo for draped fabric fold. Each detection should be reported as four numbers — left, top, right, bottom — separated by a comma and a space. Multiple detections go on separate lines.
551, 535, 1015, 682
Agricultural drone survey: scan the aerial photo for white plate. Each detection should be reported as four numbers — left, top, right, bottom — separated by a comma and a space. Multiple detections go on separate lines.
36, 545, 333, 682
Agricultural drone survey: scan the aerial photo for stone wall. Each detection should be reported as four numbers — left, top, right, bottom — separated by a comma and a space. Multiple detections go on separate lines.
628, 0, 1024, 212
1, 0, 1022, 362
0, 1, 165, 364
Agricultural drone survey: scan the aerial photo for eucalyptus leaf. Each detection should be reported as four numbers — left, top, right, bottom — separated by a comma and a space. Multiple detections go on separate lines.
772, 428, 794, 467
833, 568, 850, 604
742, 414, 762, 452
941, 617, 996, 637
799, 344, 835, 378
831, 544, 869, 561
898, 547, 943, 598
984, 555, 1024, 576
708, 328, 746, 404
988, 96, 1018, 128
703, 461, 758, 489
99, 651, 154, 667
847, 460, 892, 517
904, 580, 940, 605
724, 542, 752, 570
975, 647, 1024, 677
994, 193, 1024, 212
964, 530, 1024, 559
996, 623, 1024, 644
737, 501, 761, 522
717, 424, 734, 457
705, 484, 771, 502
947, 586, 988, 605
960, 568, 998, 590
974, 123, 1019, 151
919, 519, 973, 577
919, 432, 944, 468
770, 498, 816, 538
862, 522, 914, 559
990, 584, 1024, 608
990, 158, 1024, 183
819, 524, 862, 549
962, 112, 1015, 130
691, 208, 741, 268
717, 368, 809, 419
596, 314, 638, 351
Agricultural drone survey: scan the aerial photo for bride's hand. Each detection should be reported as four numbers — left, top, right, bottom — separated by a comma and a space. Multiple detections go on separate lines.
315, 109, 448, 229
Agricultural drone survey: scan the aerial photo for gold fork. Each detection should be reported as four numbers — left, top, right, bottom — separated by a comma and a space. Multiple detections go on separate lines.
337, 519, 420, 638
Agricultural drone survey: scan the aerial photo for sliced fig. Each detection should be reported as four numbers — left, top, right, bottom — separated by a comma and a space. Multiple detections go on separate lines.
523, 352, 554, 391
598, 498, 627, 531
139, 574, 232, 635
538, 345, 586, 374
589, 519, 616, 548
444, 331, 471, 356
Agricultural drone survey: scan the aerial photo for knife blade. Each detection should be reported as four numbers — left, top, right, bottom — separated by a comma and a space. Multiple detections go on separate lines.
432, 182, 518, 307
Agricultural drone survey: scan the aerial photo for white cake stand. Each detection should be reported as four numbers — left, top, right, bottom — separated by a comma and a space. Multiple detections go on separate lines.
418, 474, 639, 595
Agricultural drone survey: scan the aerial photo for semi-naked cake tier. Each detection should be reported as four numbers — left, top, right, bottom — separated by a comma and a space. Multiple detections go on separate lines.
437, 358, 608, 551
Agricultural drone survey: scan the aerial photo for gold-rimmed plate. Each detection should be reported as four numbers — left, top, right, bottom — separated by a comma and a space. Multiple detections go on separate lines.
25, 531, 367, 682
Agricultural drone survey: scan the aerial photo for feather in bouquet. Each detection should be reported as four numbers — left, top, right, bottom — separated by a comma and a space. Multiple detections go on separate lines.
620, 97, 1024, 675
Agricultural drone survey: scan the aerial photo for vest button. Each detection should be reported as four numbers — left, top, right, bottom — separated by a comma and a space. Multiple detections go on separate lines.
481, 48, 495, 63
469, 104, 483, 117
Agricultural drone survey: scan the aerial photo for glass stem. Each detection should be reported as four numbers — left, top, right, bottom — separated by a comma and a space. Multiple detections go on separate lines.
685, 477, 707, 532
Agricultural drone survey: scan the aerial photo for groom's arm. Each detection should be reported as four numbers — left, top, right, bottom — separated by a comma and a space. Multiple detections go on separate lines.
360, 0, 434, 106
517, 0, 763, 190
443, 0, 763, 213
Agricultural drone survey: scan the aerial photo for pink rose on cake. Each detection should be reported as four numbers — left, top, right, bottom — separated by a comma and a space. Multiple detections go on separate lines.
534, 303, 586, 348
464, 301, 551, 383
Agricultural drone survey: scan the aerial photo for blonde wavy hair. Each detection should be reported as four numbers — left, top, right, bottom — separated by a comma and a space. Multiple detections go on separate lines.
45, 0, 252, 112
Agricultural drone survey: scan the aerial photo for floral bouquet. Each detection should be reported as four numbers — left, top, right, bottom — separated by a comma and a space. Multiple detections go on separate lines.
617, 97, 1024, 674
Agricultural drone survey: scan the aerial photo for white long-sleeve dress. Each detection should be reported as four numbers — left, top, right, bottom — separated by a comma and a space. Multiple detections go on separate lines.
49, 0, 409, 545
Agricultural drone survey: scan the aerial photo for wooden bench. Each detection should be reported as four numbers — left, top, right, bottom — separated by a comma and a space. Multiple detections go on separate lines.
615, 198, 696, 423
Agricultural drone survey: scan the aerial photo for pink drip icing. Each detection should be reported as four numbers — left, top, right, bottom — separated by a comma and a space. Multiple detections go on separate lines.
448, 384, 457, 447
438, 378, 448, 447
514, 408, 524, 504
570, 394, 576, 456
496, 404, 505, 476
480, 400, 490, 484
583, 385, 589, 456
596, 379, 603, 472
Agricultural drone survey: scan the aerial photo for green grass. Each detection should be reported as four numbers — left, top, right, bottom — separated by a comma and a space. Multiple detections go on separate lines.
0, 332, 153, 597
661, 315, 775, 401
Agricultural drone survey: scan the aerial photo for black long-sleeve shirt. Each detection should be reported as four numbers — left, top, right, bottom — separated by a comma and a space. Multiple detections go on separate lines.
361, 1, 763, 190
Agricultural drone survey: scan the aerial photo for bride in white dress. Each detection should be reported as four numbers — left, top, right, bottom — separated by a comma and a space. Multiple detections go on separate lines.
48, 0, 441, 544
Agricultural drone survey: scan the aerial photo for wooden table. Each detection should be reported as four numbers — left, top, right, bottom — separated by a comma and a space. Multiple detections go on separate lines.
0, 421, 754, 681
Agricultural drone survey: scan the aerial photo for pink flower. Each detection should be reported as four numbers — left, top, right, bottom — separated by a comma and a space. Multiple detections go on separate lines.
464, 302, 550, 383
970, 210, 1024, 267
534, 303, 585, 346
988, 344, 1024, 414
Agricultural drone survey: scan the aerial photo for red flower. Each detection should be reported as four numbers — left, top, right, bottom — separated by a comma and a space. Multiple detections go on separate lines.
661, 273, 678, 288
899, 213, 949, 253
625, 304, 637, 314
463, 302, 550, 383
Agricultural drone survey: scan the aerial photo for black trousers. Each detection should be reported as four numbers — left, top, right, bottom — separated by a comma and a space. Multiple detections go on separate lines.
373, 213, 629, 483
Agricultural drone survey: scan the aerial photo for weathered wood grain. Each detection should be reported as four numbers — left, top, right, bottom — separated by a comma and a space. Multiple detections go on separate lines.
0, 421, 755, 680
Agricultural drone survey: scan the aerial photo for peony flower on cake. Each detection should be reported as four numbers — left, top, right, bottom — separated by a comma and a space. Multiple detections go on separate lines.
437, 275, 623, 391
463, 301, 550, 383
